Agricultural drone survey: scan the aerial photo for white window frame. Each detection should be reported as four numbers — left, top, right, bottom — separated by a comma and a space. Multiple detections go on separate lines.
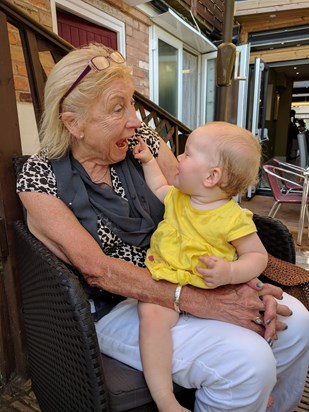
150, 26, 183, 119
200, 51, 218, 125
150, 25, 203, 126
200, 45, 250, 127
50, 0, 126, 56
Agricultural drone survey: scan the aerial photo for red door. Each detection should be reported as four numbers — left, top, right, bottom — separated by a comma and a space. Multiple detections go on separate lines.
57, 10, 117, 49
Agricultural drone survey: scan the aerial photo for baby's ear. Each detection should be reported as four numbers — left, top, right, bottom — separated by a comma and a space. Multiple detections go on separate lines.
203, 167, 222, 188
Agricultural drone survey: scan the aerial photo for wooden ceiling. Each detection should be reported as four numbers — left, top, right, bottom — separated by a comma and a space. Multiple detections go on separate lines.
234, 5, 309, 44
234, 1, 309, 99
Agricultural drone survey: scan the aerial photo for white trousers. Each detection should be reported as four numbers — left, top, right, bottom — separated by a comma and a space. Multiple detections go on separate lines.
95, 292, 309, 412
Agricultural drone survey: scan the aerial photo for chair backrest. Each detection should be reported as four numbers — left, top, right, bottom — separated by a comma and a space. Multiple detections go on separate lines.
263, 164, 304, 202
14, 220, 108, 412
252, 214, 295, 264
263, 164, 286, 201
297, 132, 308, 169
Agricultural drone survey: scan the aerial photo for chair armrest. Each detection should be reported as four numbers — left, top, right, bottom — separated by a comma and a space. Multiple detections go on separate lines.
253, 214, 309, 310
14, 220, 108, 412
261, 254, 309, 310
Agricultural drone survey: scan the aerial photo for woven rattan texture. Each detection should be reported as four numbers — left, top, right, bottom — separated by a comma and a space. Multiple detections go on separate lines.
252, 215, 309, 310
263, 255, 309, 310
14, 221, 108, 412
253, 214, 296, 264
14, 221, 195, 412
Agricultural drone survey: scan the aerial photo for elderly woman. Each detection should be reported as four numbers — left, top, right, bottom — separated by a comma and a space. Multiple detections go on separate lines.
17, 43, 309, 412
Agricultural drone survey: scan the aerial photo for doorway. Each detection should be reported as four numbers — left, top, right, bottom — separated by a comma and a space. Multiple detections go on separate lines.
246, 58, 309, 195
247, 59, 309, 161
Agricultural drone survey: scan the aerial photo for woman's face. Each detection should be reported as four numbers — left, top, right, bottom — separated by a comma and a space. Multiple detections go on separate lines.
78, 76, 141, 164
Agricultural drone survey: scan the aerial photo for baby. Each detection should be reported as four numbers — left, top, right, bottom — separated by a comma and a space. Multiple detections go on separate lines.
134, 121, 270, 411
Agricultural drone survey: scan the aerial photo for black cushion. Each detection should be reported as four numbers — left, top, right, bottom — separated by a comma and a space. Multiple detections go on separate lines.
101, 355, 195, 412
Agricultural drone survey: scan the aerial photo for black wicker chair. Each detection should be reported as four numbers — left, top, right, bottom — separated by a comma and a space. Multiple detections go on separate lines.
14, 220, 195, 412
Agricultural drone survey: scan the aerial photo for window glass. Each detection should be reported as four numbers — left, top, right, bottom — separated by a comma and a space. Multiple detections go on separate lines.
158, 39, 178, 117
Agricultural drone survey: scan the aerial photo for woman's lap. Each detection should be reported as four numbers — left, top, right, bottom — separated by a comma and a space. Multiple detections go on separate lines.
95, 293, 309, 411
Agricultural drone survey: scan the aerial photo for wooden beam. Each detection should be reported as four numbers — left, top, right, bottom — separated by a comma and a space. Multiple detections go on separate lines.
235, 0, 309, 16
250, 45, 309, 64
20, 29, 45, 124
236, 8, 309, 34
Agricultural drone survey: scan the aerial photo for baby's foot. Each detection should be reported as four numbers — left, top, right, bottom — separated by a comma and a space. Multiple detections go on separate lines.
267, 395, 274, 408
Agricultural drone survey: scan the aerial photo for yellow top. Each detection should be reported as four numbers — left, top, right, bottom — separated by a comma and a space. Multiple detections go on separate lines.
146, 188, 256, 288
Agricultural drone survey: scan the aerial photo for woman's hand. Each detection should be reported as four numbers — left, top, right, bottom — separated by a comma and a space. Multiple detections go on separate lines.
248, 279, 292, 343
180, 280, 292, 342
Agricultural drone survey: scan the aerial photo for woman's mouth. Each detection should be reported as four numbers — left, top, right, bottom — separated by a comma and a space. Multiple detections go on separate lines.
116, 139, 128, 151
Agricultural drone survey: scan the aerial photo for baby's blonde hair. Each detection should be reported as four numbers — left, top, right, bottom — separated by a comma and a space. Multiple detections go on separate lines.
204, 122, 261, 197
39, 43, 132, 159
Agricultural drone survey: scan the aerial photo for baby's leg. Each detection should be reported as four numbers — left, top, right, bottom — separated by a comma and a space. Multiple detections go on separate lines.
138, 302, 190, 412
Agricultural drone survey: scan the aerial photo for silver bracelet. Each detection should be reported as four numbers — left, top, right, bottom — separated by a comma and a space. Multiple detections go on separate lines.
174, 284, 183, 313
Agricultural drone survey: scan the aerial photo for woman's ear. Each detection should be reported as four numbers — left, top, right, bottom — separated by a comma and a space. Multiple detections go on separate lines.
204, 167, 222, 188
61, 112, 83, 139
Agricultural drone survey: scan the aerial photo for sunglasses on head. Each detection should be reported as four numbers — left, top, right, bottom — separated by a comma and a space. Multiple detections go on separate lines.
59, 51, 125, 114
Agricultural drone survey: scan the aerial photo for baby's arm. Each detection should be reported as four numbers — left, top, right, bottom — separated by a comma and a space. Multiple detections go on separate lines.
133, 136, 171, 202
196, 232, 268, 288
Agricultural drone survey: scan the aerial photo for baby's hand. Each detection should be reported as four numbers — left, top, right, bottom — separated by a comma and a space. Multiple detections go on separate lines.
133, 136, 153, 163
196, 256, 232, 288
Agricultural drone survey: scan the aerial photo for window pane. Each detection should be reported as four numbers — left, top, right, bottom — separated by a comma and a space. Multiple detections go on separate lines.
158, 39, 178, 117
182, 50, 198, 129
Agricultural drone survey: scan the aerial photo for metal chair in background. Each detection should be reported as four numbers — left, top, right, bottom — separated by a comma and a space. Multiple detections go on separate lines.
272, 159, 305, 192
262, 163, 309, 245
297, 132, 309, 169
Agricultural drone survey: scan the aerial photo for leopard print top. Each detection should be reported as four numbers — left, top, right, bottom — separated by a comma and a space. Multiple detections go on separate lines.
16, 122, 161, 268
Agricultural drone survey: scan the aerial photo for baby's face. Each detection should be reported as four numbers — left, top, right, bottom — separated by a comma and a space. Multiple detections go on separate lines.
174, 127, 218, 194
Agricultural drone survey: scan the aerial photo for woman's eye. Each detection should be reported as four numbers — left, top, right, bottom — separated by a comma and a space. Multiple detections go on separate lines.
114, 104, 123, 113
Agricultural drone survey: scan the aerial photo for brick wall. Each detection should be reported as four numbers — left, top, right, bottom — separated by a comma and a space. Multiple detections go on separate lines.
7, 0, 53, 101
7, 0, 151, 102
87, 0, 151, 96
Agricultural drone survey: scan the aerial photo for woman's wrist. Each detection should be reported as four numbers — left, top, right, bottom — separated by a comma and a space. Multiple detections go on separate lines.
174, 284, 183, 313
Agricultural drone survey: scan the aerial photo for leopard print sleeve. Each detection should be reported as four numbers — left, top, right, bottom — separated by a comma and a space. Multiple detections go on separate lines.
129, 122, 160, 157
16, 150, 58, 197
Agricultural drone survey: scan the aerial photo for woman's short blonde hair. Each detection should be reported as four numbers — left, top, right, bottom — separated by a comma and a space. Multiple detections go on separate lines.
205, 122, 262, 197
39, 43, 132, 159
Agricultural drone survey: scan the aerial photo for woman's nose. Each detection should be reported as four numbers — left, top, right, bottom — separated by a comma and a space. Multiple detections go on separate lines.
127, 107, 141, 129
